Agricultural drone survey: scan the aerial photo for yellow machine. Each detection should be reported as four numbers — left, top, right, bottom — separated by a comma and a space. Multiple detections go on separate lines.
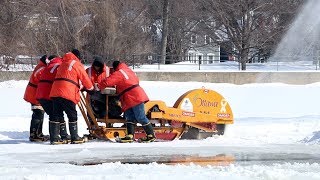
78, 87, 234, 142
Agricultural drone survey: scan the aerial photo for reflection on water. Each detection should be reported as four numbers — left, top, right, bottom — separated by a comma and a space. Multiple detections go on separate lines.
164, 154, 234, 166
69, 154, 235, 166
67, 151, 320, 166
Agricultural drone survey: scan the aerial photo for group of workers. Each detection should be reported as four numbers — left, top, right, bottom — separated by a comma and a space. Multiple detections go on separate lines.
23, 49, 156, 145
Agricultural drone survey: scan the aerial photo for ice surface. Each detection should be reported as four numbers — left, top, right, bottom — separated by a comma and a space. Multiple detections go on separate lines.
1, 80, 320, 179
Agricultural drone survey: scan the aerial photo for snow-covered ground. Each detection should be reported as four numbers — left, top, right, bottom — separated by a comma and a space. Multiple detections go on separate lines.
133, 61, 320, 72
1, 80, 320, 180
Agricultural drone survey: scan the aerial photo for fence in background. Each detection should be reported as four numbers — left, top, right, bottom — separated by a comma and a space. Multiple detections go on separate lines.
1, 54, 320, 71
127, 54, 320, 71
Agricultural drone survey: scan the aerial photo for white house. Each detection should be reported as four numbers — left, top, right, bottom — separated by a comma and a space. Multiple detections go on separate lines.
186, 21, 222, 64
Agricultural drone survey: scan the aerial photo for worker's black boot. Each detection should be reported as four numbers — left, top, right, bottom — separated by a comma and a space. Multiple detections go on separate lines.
118, 134, 134, 143
117, 123, 135, 143
49, 121, 66, 145
29, 118, 49, 142
29, 118, 41, 142
37, 118, 49, 141
69, 121, 84, 144
29, 109, 48, 142
139, 123, 156, 143
60, 122, 71, 143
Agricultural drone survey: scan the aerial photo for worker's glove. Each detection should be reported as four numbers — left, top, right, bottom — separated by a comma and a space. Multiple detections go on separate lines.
81, 88, 96, 95
80, 88, 86, 92
86, 89, 96, 95
94, 83, 100, 91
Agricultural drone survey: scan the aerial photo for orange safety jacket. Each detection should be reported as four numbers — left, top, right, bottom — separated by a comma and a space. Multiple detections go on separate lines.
49, 52, 93, 104
36, 57, 62, 101
98, 63, 149, 112
24, 61, 46, 105
86, 64, 110, 84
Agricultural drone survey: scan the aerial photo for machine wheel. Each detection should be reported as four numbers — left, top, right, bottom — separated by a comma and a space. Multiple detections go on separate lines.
180, 127, 200, 139
180, 127, 215, 140
180, 124, 226, 140
215, 124, 225, 135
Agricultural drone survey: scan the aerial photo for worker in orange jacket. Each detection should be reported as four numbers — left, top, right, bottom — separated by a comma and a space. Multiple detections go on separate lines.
85, 56, 110, 121
49, 49, 94, 145
85, 56, 122, 120
86, 55, 110, 85
98, 61, 155, 143
36, 55, 71, 143
24, 55, 49, 142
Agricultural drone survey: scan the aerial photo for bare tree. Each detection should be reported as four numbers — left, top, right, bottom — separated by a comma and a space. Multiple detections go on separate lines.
167, 0, 199, 59
0, 0, 37, 57
160, 0, 170, 64
80, 0, 154, 62
0, 0, 304, 69
198, 0, 304, 70
148, 0, 200, 63
1, 0, 152, 62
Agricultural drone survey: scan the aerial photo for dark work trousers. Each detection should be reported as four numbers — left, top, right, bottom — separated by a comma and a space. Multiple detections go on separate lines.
38, 99, 56, 121
51, 97, 77, 123
31, 106, 44, 121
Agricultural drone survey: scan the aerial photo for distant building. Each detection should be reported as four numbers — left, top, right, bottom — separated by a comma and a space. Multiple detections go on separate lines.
186, 21, 222, 64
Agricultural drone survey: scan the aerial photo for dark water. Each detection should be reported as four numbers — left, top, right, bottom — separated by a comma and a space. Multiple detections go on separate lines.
64, 145, 320, 166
